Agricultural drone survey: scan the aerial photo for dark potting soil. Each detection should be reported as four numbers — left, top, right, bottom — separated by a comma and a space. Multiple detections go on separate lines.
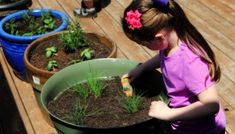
29, 34, 111, 71
47, 77, 157, 129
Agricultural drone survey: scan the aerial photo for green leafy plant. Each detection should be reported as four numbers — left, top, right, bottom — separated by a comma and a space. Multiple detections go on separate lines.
72, 99, 102, 124
120, 93, 143, 114
4, 10, 57, 36
47, 60, 58, 71
4, 19, 18, 35
41, 11, 56, 30
71, 83, 89, 99
87, 72, 104, 98
72, 100, 89, 124
45, 46, 58, 58
80, 48, 94, 61
60, 21, 88, 52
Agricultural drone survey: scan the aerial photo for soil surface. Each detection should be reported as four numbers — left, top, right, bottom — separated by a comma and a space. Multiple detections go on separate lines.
47, 77, 157, 129
29, 34, 111, 71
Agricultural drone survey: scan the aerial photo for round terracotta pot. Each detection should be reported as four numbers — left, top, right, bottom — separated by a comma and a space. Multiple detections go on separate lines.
24, 31, 117, 92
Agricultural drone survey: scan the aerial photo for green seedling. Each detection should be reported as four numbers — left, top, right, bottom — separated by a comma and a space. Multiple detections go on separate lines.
42, 11, 56, 30
87, 72, 104, 98
120, 93, 143, 114
45, 46, 58, 58
60, 21, 88, 52
47, 60, 58, 71
4, 19, 18, 35
80, 48, 95, 61
71, 83, 89, 99
72, 99, 102, 124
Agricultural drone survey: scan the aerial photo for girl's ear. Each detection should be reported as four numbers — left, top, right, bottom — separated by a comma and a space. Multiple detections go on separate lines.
154, 33, 165, 41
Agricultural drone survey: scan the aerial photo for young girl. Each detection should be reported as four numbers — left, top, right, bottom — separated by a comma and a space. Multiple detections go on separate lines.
121, 0, 226, 133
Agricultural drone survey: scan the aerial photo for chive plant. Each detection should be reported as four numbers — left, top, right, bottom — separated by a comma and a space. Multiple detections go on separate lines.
121, 93, 143, 114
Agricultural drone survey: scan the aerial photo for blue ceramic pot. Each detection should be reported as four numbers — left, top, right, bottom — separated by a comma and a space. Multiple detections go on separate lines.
0, 8, 68, 80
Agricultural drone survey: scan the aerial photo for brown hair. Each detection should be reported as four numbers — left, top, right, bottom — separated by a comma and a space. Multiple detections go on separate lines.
122, 0, 220, 82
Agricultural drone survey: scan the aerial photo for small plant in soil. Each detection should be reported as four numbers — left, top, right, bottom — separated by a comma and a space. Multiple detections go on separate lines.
72, 99, 103, 125
45, 46, 58, 58
80, 48, 95, 61
47, 60, 58, 71
60, 21, 88, 52
71, 83, 89, 99
86, 72, 105, 98
4, 10, 59, 36
120, 93, 143, 114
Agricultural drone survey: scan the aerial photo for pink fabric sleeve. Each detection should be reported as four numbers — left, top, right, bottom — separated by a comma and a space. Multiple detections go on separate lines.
183, 56, 214, 95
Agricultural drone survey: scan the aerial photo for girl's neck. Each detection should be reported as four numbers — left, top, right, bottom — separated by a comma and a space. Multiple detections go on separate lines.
164, 30, 180, 56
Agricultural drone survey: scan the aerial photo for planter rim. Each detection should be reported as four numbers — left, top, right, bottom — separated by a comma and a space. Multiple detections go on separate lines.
0, 0, 30, 10
0, 8, 68, 43
24, 31, 117, 76
40, 58, 151, 130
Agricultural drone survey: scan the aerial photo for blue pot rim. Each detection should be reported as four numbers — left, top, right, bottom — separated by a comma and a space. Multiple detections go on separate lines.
0, 8, 68, 43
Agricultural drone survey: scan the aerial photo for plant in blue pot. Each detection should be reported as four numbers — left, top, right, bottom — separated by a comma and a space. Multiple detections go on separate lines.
0, 8, 68, 80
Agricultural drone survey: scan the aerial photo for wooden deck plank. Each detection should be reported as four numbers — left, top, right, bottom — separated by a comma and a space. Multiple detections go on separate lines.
198, 0, 235, 25
225, 110, 235, 134
0, 49, 34, 134
178, 0, 235, 58
223, 65, 235, 83
177, 0, 235, 43
217, 74, 235, 109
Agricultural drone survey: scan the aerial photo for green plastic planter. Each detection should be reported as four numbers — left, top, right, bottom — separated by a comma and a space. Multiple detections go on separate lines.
41, 58, 163, 134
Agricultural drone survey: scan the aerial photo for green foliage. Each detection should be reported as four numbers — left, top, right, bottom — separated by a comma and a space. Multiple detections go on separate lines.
45, 46, 58, 58
4, 10, 57, 36
72, 99, 102, 124
47, 60, 58, 71
80, 48, 94, 61
120, 93, 143, 114
4, 19, 18, 35
87, 72, 104, 98
60, 21, 88, 52
71, 83, 89, 99
72, 100, 89, 124
41, 11, 56, 30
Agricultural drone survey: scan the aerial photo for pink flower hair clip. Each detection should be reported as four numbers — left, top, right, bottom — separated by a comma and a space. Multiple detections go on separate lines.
125, 10, 142, 30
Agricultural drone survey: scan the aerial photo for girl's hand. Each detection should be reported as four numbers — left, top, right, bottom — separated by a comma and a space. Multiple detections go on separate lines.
148, 101, 172, 121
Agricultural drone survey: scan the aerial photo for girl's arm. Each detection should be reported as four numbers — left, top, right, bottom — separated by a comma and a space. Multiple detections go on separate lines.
127, 54, 161, 82
149, 85, 220, 121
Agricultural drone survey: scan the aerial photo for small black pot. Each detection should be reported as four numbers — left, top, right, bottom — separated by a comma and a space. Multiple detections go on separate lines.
0, 0, 31, 11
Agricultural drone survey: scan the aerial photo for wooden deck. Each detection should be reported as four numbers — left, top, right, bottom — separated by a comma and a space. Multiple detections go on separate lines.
0, 0, 234, 133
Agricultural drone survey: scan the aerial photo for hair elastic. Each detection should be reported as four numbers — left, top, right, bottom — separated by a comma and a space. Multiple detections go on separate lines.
152, 0, 169, 12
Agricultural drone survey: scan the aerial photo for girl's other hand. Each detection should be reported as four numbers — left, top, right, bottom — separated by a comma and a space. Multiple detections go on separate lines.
148, 100, 172, 121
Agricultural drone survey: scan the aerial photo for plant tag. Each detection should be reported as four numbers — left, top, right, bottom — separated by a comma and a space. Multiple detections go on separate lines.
32, 75, 40, 85
121, 77, 133, 97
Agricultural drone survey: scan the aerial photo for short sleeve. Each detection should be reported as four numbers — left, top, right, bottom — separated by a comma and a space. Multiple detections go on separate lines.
183, 56, 214, 95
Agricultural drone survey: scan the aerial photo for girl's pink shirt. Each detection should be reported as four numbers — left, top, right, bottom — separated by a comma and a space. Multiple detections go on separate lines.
159, 42, 226, 134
